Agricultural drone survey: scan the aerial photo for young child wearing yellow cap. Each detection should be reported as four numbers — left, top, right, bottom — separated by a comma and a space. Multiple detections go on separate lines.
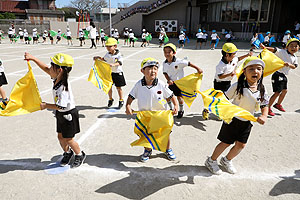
24, 52, 86, 168
205, 56, 268, 175
93, 37, 126, 108
202, 43, 252, 119
125, 57, 178, 162
163, 43, 203, 118
260, 38, 299, 116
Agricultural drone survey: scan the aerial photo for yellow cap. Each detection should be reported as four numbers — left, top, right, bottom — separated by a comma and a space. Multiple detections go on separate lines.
141, 57, 159, 69
164, 43, 177, 52
222, 43, 238, 53
50, 53, 74, 67
242, 56, 265, 69
287, 38, 300, 47
105, 37, 118, 46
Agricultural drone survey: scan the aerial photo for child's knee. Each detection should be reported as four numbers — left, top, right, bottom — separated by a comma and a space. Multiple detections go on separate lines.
235, 142, 246, 149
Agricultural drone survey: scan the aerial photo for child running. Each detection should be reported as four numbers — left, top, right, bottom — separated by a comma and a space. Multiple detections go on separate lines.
24, 52, 86, 168
205, 56, 268, 174
210, 30, 220, 50
66, 28, 73, 45
261, 38, 299, 116
93, 38, 126, 108
125, 57, 178, 162
163, 43, 203, 118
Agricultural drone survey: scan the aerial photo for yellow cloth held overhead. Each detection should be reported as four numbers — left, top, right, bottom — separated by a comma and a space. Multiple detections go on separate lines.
131, 110, 174, 152
174, 73, 202, 108
88, 59, 113, 94
199, 88, 257, 123
235, 48, 285, 78
0, 62, 42, 116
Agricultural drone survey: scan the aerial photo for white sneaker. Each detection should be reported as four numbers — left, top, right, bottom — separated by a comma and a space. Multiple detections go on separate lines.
220, 156, 237, 174
205, 157, 222, 175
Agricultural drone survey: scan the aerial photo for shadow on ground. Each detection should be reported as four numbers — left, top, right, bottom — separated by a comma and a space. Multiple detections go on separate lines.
269, 170, 300, 196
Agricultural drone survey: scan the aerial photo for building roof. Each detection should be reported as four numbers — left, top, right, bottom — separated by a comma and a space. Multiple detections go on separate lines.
0, 1, 29, 13
26, 9, 65, 15
92, 8, 119, 15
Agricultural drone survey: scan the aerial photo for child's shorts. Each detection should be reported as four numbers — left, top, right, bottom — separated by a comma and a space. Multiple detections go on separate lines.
272, 71, 287, 92
130, 38, 135, 43
43, 37, 46, 40
217, 117, 253, 144
79, 37, 84, 41
112, 72, 126, 87
67, 36, 72, 40
142, 39, 146, 42
20, 36, 24, 39
211, 39, 217, 44
96, 36, 100, 40
197, 38, 201, 43
226, 38, 232, 42
159, 39, 163, 44
56, 108, 80, 138
213, 80, 231, 92
57, 36, 61, 40
33, 37, 38, 41
124, 35, 129, 40
179, 40, 184, 44
49, 36, 53, 40
0, 72, 8, 86
169, 83, 182, 96
25, 37, 29, 41
101, 38, 106, 42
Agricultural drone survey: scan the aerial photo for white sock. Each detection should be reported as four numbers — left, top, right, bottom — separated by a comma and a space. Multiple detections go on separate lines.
168, 101, 173, 109
179, 104, 184, 112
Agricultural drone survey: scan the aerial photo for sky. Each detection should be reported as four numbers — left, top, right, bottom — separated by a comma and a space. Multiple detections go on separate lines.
55, 0, 133, 9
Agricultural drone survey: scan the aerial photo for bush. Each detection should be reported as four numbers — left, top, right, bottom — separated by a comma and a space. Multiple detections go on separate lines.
3, 12, 16, 19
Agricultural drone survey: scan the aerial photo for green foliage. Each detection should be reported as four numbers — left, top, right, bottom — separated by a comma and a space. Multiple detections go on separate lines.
2, 12, 16, 19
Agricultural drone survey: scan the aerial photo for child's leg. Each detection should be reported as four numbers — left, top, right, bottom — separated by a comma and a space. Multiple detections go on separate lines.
116, 87, 123, 100
108, 87, 113, 100
276, 89, 287, 105
211, 142, 230, 160
268, 92, 280, 108
225, 141, 246, 160
0, 87, 7, 99
65, 138, 81, 155
57, 133, 69, 152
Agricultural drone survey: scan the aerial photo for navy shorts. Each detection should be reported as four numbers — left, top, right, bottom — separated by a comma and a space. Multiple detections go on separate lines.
214, 80, 231, 92
56, 108, 80, 138
169, 83, 182, 96
0, 72, 8, 86
271, 71, 287, 92
112, 72, 126, 87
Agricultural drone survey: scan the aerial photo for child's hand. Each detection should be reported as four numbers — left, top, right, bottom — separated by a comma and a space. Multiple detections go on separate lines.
24, 52, 35, 61
172, 107, 178, 115
125, 106, 133, 115
284, 62, 292, 68
248, 51, 253, 56
40, 102, 47, 110
93, 56, 104, 61
167, 80, 174, 85
257, 115, 267, 125
197, 68, 203, 74
230, 71, 236, 77
259, 43, 265, 49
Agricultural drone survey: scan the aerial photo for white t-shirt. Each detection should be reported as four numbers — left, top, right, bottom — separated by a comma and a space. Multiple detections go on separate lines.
100, 32, 105, 38
90, 27, 96, 39
225, 82, 269, 121
0, 59, 4, 72
275, 48, 298, 75
24, 32, 28, 37
264, 36, 270, 42
129, 33, 135, 39
113, 32, 119, 38
124, 31, 129, 36
163, 57, 189, 81
215, 57, 239, 82
79, 31, 84, 38
57, 32, 61, 37
32, 31, 37, 37
196, 32, 203, 38
295, 23, 300, 31
211, 33, 218, 40
142, 33, 146, 39
52, 81, 76, 112
282, 34, 291, 44
66, 31, 71, 37
43, 33, 47, 38
225, 34, 231, 39
251, 35, 258, 43
179, 34, 185, 40
129, 78, 173, 111
159, 33, 164, 40
103, 49, 124, 73
19, 31, 24, 36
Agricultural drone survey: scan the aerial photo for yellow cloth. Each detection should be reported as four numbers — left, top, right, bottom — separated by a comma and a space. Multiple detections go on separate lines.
131, 110, 174, 152
0, 62, 42, 116
199, 88, 257, 123
236, 48, 285, 78
88, 60, 113, 94
174, 73, 203, 107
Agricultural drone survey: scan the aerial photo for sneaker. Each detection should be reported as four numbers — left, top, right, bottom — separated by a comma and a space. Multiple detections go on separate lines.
107, 99, 114, 107
205, 157, 221, 175
60, 149, 74, 166
165, 149, 176, 160
220, 156, 237, 174
141, 149, 152, 162
177, 111, 184, 119
118, 100, 124, 109
202, 109, 209, 120
268, 108, 275, 116
273, 104, 286, 112
72, 151, 86, 168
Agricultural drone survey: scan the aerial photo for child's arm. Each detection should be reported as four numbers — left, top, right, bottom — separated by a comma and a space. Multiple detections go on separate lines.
167, 95, 178, 115
189, 62, 203, 74
238, 51, 253, 61
284, 62, 297, 69
260, 43, 276, 53
93, 56, 104, 61
24, 52, 50, 75
40, 102, 61, 110
125, 96, 134, 115
163, 72, 174, 85
257, 106, 268, 125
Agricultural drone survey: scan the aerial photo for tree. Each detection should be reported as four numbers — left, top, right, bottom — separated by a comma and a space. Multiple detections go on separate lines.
57, 7, 79, 20
70, 0, 107, 12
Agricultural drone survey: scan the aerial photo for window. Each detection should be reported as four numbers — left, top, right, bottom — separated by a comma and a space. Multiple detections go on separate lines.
241, 0, 250, 21
260, 0, 269, 21
233, 0, 241, 21
221, 2, 227, 22
215, 2, 221, 22
226, 1, 233, 21
249, 0, 259, 21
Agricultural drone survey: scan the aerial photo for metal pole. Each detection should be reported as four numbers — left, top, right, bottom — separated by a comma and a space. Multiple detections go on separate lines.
109, 0, 112, 36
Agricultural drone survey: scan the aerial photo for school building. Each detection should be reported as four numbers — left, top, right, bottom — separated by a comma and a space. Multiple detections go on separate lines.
102, 0, 299, 38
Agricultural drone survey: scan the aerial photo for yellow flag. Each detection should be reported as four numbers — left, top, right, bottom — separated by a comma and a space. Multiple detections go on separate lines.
88, 60, 113, 94
236, 48, 285, 78
131, 110, 174, 152
199, 88, 257, 123
0, 62, 42, 116
174, 73, 202, 107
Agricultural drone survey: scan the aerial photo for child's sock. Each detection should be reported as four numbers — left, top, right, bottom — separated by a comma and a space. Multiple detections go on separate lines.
179, 104, 184, 112
167, 101, 173, 110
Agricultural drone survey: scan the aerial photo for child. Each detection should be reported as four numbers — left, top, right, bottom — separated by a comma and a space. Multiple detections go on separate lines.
56, 29, 62, 44
24, 29, 29, 44
125, 57, 178, 162
205, 57, 268, 174
141, 29, 147, 47
79, 29, 84, 47
93, 38, 126, 108
96, 29, 100, 45
48, 29, 54, 45
263, 31, 271, 47
250, 32, 258, 51
8, 27, 14, 44
0, 30, 3, 44
24, 52, 86, 168
202, 43, 252, 119
100, 29, 106, 47
203, 30, 208, 46
0, 59, 8, 102
123, 27, 129, 46
195, 29, 203, 49
163, 43, 203, 118
282, 30, 291, 48
158, 29, 165, 48
225, 31, 232, 42
210, 30, 220, 50
32, 28, 38, 44
42, 30, 47, 43
261, 38, 299, 116
129, 29, 135, 47
66, 28, 73, 45
146, 32, 151, 46
178, 31, 186, 48
113, 29, 119, 41
18, 28, 24, 43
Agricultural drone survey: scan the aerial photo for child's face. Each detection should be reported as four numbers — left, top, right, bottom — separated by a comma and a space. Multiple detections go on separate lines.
287, 42, 299, 54
243, 64, 263, 84
49, 63, 62, 79
106, 45, 116, 53
141, 66, 158, 80
226, 52, 236, 62
163, 47, 175, 60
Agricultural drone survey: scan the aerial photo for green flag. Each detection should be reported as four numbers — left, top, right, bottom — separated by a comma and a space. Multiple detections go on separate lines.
49, 30, 57, 37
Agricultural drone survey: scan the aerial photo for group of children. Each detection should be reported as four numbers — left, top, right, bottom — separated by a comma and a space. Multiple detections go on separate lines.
1, 31, 299, 174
